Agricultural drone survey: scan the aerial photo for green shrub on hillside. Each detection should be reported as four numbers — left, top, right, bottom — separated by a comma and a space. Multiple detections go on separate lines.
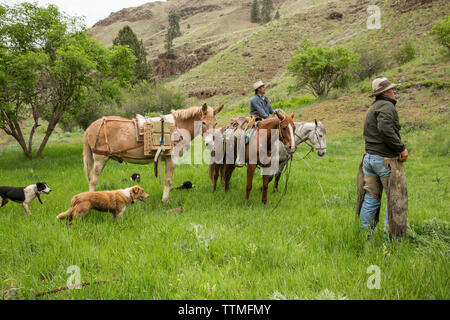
356, 47, 387, 80
431, 16, 450, 56
288, 40, 359, 97
272, 97, 316, 109
394, 41, 416, 65
121, 82, 186, 118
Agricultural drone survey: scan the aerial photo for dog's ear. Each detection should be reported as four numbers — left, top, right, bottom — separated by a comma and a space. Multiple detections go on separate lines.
36, 183, 45, 191
290, 111, 295, 120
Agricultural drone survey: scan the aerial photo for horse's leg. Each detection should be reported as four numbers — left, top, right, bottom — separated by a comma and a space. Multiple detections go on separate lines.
212, 164, 221, 193
224, 164, 236, 193
89, 155, 108, 192
273, 160, 286, 192
262, 174, 270, 206
245, 164, 257, 204
162, 157, 176, 202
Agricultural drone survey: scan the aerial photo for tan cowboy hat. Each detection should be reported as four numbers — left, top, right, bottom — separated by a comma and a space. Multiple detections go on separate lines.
370, 77, 397, 97
253, 80, 265, 91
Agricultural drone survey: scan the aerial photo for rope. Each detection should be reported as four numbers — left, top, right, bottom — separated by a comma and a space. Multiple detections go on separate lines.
271, 154, 293, 212
299, 156, 335, 219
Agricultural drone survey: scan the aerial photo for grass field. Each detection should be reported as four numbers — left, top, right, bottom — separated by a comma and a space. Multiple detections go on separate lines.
0, 121, 448, 300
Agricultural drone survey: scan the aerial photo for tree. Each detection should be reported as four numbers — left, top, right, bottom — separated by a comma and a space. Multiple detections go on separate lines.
393, 41, 415, 65
431, 16, 449, 56
251, 0, 260, 23
165, 11, 181, 57
261, 0, 273, 24
113, 25, 153, 82
0, 3, 136, 158
288, 40, 359, 97
274, 9, 280, 20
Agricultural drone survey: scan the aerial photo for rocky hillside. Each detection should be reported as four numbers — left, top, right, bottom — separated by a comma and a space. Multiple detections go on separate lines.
90, 0, 449, 137
90, 0, 290, 77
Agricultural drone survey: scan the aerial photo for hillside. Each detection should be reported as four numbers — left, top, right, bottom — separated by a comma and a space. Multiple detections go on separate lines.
89, 0, 292, 77
90, 0, 449, 136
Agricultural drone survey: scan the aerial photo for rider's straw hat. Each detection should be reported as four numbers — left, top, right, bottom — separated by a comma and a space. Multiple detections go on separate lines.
370, 77, 397, 97
253, 80, 265, 91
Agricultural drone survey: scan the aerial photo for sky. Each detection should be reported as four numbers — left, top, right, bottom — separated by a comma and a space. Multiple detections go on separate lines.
6, 0, 165, 27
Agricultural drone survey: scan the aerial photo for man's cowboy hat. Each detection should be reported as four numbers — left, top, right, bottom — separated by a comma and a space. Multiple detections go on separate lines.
370, 77, 397, 97
253, 80, 265, 91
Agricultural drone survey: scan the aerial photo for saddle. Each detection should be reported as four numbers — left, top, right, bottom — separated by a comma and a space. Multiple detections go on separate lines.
134, 114, 179, 156
224, 116, 257, 144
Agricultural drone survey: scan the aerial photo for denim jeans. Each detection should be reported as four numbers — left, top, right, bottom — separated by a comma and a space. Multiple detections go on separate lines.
359, 154, 391, 230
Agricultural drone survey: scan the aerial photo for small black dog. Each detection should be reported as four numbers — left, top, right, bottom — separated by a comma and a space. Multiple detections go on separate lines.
171, 181, 195, 191
130, 173, 141, 183
0, 182, 51, 214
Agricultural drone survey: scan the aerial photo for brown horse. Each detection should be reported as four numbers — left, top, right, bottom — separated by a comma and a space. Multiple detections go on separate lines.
209, 111, 296, 205
83, 103, 224, 202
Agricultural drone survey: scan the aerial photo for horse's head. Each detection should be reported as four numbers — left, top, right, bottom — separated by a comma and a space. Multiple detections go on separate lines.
275, 110, 296, 154
310, 120, 327, 157
201, 103, 224, 150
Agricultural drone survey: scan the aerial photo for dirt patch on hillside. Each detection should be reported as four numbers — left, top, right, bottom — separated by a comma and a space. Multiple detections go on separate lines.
179, 5, 221, 19
93, 7, 153, 27
153, 44, 216, 78
391, 0, 435, 13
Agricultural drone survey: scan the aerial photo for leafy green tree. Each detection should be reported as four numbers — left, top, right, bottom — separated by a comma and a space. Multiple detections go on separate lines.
261, 0, 273, 24
113, 25, 153, 82
0, 2, 136, 158
431, 16, 449, 55
165, 11, 181, 57
288, 40, 359, 97
251, 0, 260, 23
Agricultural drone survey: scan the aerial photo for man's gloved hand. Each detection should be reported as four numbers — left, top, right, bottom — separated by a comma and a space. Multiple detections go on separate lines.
399, 148, 409, 162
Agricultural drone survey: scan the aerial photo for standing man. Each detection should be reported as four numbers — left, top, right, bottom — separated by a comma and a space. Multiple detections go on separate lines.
250, 81, 274, 119
356, 77, 409, 239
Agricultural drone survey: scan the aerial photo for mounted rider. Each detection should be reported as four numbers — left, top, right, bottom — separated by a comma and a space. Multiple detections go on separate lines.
356, 77, 409, 240
250, 80, 274, 120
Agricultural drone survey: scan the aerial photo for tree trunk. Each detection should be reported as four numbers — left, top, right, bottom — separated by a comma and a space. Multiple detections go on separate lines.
36, 109, 64, 157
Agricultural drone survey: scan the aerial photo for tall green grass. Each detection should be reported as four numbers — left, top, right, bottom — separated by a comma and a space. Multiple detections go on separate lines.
0, 126, 448, 300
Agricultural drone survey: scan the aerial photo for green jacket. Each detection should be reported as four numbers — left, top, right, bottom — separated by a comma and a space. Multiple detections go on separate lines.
364, 96, 405, 158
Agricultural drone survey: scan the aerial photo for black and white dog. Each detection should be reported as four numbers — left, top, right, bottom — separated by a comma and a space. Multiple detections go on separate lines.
0, 182, 51, 214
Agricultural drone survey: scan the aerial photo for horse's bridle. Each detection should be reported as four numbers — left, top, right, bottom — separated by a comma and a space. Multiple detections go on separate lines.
294, 125, 326, 152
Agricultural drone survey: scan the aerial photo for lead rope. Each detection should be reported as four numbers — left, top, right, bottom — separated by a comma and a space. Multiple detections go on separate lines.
271, 154, 293, 212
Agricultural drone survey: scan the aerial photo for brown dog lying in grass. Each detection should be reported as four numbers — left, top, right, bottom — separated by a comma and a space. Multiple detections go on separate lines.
57, 186, 149, 222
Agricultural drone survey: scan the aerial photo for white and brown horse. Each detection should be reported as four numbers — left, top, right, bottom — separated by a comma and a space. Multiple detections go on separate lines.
83, 103, 224, 202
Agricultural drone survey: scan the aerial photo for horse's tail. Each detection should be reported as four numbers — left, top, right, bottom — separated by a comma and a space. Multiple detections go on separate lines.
83, 132, 93, 183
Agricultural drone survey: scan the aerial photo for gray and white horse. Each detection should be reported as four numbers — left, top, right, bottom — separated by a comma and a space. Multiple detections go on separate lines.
270, 120, 327, 191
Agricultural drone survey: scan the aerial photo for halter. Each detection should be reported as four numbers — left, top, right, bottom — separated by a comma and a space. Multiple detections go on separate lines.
294, 124, 326, 158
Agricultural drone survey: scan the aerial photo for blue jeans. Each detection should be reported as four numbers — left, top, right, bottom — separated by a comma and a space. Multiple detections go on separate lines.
360, 154, 391, 230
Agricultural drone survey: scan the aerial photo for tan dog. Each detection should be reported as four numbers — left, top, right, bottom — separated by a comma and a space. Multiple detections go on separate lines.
57, 186, 149, 222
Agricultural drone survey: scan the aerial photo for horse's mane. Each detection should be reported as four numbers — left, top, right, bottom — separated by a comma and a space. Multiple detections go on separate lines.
171, 106, 212, 121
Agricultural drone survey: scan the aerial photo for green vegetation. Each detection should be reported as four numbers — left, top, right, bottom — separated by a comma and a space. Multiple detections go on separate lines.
113, 25, 153, 83
0, 121, 448, 299
288, 40, 359, 97
431, 15, 450, 56
394, 41, 416, 66
261, 0, 274, 24
165, 10, 181, 57
250, 0, 260, 23
0, 2, 135, 158
271, 96, 316, 110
